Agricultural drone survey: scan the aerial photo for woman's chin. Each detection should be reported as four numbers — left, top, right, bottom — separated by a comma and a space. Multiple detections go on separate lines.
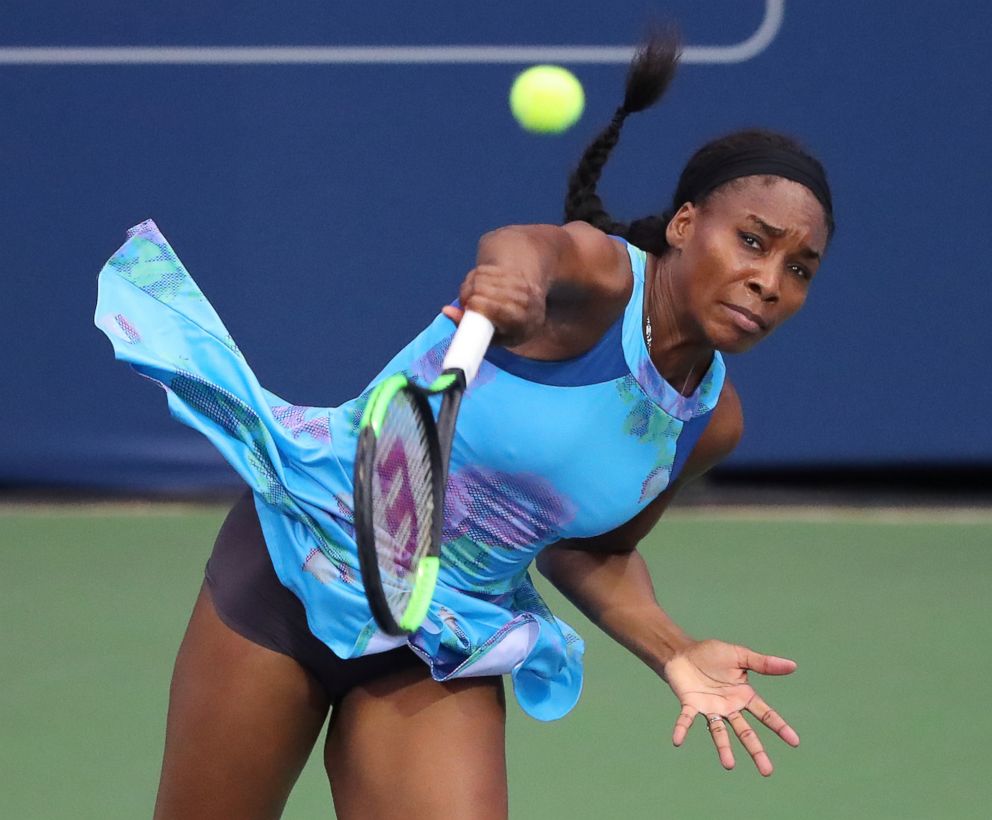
710, 326, 767, 355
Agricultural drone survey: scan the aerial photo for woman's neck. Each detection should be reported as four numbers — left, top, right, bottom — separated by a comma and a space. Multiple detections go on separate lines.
645, 254, 713, 396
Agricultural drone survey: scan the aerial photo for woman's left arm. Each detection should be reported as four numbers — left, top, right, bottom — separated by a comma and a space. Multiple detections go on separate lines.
536, 532, 692, 675
536, 381, 801, 776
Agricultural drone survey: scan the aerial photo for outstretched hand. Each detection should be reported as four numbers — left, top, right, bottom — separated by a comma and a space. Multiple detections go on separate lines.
663, 639, 800, 776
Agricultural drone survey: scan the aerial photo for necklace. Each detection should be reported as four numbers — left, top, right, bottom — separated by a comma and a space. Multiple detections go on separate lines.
645, 269, 697, 398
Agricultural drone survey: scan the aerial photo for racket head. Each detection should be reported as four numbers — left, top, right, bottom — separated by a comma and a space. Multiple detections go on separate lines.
354, 373, 445, 635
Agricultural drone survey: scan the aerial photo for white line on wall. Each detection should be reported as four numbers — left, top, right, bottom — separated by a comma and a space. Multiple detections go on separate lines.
0, 1, 783, 66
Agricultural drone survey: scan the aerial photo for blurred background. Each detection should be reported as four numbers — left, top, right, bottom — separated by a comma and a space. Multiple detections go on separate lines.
2, 2, 990, 818
3, 0, 991, 494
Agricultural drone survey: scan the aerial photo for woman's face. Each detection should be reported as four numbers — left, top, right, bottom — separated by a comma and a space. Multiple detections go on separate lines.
666, 176, 829, 354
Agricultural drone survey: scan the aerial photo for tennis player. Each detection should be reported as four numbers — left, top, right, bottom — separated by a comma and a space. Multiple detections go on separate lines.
95, 32, 832, 819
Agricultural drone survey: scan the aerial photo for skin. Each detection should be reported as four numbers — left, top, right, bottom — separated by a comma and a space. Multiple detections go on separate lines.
156, 175, 828, 818
446, 175, 828, 776
156, 585, 508, 820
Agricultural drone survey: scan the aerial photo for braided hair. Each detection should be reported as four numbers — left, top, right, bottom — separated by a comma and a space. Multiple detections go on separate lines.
563, 31, 835, 254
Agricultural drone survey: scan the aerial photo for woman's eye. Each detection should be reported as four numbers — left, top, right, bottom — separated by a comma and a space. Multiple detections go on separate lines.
789, 264, 811, 281
739, 232, 761, 250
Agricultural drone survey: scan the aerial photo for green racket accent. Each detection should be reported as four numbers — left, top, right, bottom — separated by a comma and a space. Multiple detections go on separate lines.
398, 555, 440, 632
427, 372, 459, 392
361, 373, 410, 436
355, 366, 465, 635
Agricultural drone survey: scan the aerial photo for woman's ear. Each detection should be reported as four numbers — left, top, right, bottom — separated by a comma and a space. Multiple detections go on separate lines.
665, 202, 696, 251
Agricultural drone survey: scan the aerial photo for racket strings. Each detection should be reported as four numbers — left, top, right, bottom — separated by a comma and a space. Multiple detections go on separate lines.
371, 391, 436, 616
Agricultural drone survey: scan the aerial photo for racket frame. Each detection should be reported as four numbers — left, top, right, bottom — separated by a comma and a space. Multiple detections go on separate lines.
353, 309, 494, 637
354, 372, 448, 636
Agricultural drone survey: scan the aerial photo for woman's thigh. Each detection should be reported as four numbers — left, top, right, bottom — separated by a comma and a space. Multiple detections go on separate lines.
154, 583, 331, 820
324, 666, 508, 820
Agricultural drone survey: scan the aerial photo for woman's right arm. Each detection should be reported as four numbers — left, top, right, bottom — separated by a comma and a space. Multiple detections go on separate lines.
442, 222, 632, 351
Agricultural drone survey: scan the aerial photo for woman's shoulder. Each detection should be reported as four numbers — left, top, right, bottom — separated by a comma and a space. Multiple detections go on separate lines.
501, 222, 635, 360
557, 221, 636, 301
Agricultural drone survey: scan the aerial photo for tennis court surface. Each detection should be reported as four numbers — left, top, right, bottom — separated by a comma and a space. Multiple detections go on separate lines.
1, 503, 989, 818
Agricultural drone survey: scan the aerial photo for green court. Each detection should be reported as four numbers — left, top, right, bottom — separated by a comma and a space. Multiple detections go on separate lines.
1, 504, 989, 819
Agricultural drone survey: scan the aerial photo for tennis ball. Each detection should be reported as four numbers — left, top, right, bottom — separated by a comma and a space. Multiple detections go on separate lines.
509, 65, 585, 134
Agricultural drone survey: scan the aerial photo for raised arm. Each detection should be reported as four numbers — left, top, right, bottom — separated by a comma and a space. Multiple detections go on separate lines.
537, 383, 801, 777
442, 222, 632, 354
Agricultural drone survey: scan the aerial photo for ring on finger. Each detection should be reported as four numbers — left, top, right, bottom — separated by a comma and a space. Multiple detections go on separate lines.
706, 714, 725, 726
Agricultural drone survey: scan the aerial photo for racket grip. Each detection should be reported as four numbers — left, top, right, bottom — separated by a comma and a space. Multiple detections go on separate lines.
442, 310, 495, 385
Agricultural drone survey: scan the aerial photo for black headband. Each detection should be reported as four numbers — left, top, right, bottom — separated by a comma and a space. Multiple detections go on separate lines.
683, 147, 833, 216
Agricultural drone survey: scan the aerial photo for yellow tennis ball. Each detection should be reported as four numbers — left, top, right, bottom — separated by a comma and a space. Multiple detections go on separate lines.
509, 65, 585, 134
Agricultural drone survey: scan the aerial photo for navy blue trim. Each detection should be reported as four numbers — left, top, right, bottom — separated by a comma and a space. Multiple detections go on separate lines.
669, 414, 712, 485
483, 314, 628, 387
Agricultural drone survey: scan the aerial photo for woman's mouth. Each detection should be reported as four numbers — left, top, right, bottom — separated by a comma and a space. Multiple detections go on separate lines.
720, 303, 768, 334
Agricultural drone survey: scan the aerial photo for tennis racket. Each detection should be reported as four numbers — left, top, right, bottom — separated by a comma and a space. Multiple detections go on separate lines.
353, 310, 495, 636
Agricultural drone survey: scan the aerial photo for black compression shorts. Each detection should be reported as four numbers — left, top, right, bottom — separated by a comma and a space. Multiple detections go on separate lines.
204, 490, 422, 704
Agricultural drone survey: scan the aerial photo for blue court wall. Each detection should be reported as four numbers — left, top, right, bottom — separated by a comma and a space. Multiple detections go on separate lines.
2, 1, 990, 491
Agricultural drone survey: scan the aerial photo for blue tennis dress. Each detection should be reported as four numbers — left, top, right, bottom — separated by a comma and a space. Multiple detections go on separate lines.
95, 220, 725, 721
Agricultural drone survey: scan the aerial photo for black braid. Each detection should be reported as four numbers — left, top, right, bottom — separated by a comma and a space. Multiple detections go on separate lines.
562, 108, 632, 236
564, 32, 834, 255
563, 29, 680, 254
626, 212, 674, 254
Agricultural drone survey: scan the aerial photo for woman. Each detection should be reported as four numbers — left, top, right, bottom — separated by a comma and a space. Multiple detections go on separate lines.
95, 33, 833, 819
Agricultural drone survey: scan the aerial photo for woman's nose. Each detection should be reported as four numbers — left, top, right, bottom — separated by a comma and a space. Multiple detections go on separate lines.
745, 265, 780, 302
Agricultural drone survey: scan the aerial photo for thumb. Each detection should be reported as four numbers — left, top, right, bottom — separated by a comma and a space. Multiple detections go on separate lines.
741, 648, 797, 676
441, 305, 464, 325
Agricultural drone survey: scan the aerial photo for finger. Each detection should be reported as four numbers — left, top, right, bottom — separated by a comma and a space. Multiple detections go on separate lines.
706, 715, 735, 770
746, 694, 800, 747
740, 648, 798, 676
458, 291, 510, 322
463, 275, 542, 321
441, 305, 464, 324
727, 711, 774, 777
458, 297, 508, 336
672, 706, 697, 747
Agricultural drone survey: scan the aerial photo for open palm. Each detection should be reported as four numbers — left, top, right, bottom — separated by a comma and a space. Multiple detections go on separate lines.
663, 639, 800, 776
